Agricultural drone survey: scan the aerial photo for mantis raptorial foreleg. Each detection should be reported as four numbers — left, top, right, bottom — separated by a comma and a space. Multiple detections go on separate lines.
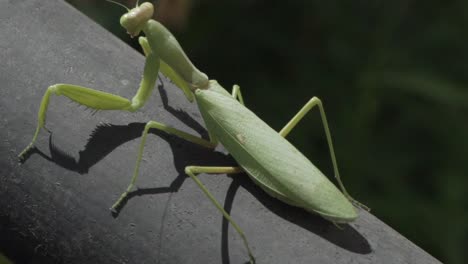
139, 36, 194, 102
184, 166, 255, 264
18, 45, 160, 160
110, 120, 218, 211
279, 97, 369, 210
18, 83, 133, 159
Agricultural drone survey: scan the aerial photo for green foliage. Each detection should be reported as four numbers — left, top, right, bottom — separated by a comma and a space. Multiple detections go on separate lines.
66, 1, 468, 263
0, 252, 13, 264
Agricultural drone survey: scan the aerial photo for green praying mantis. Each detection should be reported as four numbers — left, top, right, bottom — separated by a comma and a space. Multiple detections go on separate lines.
18, 1, 368, 263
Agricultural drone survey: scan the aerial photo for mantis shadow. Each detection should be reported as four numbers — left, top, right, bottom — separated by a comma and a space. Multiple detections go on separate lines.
22, 82, 371, 263
221, 174, 372, 264
31, 126, 371, 263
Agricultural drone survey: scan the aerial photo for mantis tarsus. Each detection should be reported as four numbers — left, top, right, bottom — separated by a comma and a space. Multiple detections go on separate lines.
18, 1, 368, 263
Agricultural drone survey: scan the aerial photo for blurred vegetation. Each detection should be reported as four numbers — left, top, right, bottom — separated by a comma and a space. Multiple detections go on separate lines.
66, 0, 468, 263
0, 252, 13, 264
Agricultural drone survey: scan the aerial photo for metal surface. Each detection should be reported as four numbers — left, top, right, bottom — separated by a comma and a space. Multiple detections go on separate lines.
0, 0, 440, 263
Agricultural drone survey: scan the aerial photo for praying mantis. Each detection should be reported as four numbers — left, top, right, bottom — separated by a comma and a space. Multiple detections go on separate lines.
18, 1, 368, 263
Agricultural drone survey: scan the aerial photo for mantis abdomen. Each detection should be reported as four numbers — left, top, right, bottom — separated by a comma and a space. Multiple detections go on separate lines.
196, 81, 357, 223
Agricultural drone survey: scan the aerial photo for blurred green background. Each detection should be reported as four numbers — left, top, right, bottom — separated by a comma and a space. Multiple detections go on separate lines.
66, 0, 468, 263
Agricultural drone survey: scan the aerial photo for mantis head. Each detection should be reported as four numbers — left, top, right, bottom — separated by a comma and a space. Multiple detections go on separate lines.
110, 1, 154, 37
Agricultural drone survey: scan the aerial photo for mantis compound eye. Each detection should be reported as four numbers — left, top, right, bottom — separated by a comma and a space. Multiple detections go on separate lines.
120, 2, 154, 37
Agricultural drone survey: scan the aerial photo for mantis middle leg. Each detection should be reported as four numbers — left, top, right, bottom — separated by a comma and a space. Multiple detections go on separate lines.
110, 120, 218, 211
110, 120, 254, 262
279, 97, 369, 210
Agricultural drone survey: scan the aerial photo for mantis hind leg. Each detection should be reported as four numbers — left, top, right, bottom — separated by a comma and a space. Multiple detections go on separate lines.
18, 84, 134, 160
184, 166, 255, 264
110, 120, 218, 212
231, 84, 245, 105
279, 97, 369, 211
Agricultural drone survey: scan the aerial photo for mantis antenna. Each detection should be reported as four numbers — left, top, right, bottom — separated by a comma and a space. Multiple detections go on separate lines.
106, 0, 130, 11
